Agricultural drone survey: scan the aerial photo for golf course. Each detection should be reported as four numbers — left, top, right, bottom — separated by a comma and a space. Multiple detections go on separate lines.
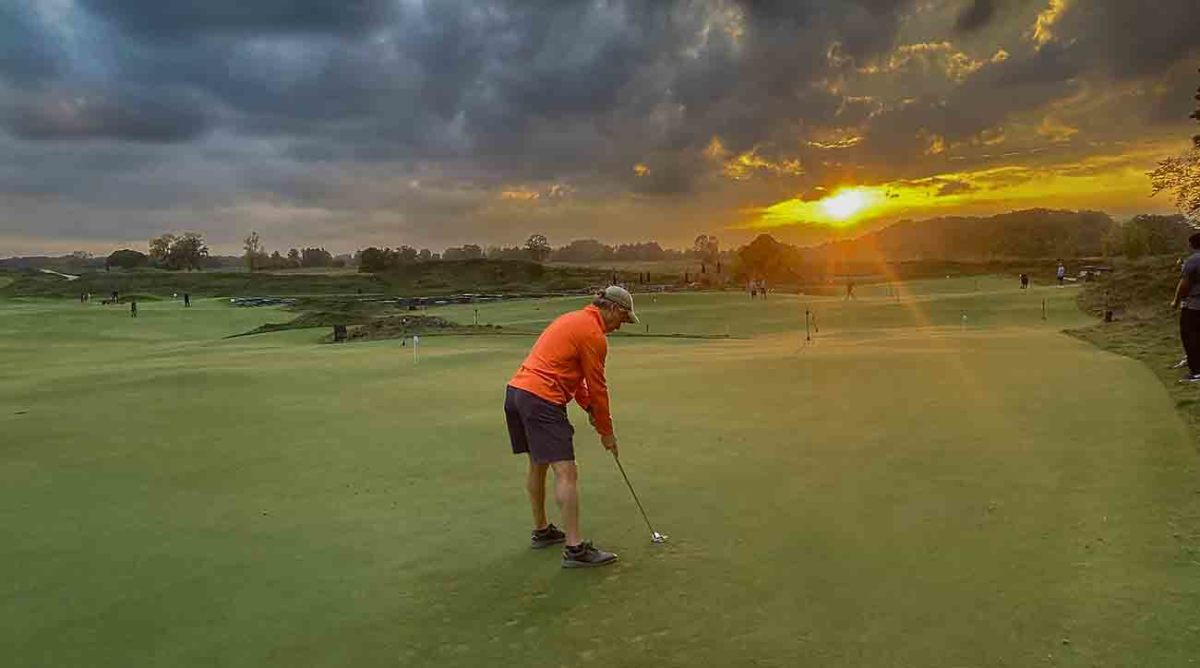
3, 277, 1199, 666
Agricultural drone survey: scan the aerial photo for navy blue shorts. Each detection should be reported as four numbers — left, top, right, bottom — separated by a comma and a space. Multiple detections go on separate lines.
505, 386, 575, 463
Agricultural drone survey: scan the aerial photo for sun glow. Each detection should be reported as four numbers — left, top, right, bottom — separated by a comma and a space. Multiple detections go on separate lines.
820, 188, 873, 220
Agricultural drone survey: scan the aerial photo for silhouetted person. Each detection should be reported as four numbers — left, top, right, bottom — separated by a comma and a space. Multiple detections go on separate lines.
1171, 232, 1200, 383
1056, 261, 1066, 286
845, 279, 856, 300
1020, 273, 1029, 290
183, 293, 190, 308
130, 299, 138, 318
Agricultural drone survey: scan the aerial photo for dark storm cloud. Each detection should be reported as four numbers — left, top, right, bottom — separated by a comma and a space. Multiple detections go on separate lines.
2, 86, 213, 142
4, 0, 1199, 253
77, 0, 391, 37
0, 3, 60, 85
954, 0, 996, 33
1056, 0, 1200, 80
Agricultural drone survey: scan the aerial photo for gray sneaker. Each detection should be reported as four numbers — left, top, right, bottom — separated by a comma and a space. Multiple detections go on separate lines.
530, 524, 566, 549
1180, 373, 1200, 384
562, 541, 618, 568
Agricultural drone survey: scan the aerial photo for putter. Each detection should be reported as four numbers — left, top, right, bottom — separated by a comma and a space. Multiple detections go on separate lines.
612, 453, 668, 544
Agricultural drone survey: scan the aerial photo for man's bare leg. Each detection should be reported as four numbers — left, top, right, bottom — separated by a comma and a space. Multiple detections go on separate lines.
526, 458, 550, 530
551, 460, 581, 546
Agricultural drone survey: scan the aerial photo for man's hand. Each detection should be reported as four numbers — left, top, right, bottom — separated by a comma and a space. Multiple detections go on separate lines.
601, 433, 619, 457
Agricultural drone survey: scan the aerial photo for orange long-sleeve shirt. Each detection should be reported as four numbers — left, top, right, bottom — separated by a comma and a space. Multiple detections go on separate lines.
508, 305, 613, 436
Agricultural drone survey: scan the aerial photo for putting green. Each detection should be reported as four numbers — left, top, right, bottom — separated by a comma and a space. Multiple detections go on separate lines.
2, 278, 1198, 666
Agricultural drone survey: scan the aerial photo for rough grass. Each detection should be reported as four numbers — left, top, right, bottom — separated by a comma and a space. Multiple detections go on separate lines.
1068, 255, 1200, 439
3, 280, 1199, 666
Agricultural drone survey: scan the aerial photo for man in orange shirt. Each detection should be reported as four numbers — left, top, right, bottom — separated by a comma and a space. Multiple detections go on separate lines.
505, 286, 637, 568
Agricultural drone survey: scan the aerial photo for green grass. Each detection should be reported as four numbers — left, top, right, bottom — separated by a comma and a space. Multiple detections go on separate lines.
3, 278, 1199, 666
1, 259, 633, 300
1069, 255, 1200, 437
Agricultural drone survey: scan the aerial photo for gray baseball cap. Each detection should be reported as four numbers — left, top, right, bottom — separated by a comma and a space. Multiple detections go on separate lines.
599, 285, 639, 323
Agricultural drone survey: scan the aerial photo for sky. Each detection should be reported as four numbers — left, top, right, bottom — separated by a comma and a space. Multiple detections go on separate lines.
1, 0, 1198, 256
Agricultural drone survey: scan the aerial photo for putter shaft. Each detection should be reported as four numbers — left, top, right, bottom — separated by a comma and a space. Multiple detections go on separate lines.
613, 455, 659, 536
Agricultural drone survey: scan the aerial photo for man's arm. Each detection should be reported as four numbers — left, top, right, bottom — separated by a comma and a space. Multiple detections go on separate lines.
1173, 277, 1190, 308
1173, 258, 1195, 307
577, 333, 617, 453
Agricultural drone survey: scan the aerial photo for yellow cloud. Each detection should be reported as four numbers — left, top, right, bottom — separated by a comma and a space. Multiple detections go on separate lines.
498, 183, 574, 201
704, 136, 729, 160
705, 136, 804, 180
1032, 0, 1070, 48
1037, 116, 1079, 142
922, 132, 947, 155
752, 139, 1186, 228
858, 41, 994, 82
807, 136, 864, 150
499, 188, 540, 201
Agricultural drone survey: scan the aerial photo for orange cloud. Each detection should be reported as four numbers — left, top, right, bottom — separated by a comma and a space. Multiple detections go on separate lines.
752, 139, 1186, 228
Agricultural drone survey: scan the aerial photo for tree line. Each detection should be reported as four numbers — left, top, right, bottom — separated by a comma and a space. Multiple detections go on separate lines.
355, 234, 723, 272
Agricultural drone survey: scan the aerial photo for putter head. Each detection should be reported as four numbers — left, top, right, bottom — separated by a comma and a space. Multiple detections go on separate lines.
651, 532, 668, 544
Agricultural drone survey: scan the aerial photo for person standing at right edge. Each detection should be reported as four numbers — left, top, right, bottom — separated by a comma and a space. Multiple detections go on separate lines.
1171, 232, 1200, 384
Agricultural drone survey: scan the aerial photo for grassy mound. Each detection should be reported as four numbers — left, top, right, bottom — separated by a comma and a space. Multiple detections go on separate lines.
373, 258, 628, 294
2, 267, 388, 299
1069, 255, 1200, 438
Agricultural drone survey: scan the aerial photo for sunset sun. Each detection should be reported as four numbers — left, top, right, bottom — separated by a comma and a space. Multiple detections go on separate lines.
820, 188, 872, 220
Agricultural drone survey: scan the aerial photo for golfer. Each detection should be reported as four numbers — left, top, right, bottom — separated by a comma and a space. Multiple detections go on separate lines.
505, 286, 637, 568
1171, 232, 1200, 383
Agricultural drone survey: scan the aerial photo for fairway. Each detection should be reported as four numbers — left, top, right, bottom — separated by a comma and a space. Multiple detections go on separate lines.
3, 279, 1199, 666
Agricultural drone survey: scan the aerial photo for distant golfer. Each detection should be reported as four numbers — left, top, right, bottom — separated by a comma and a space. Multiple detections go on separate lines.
183, 293, 191, 308
845, 279, 856, 300
1171, 232, 1200, 383
505, 285, 637, 568
130, 298, 138, 318
1020, 273, 1029, 290
1056, 261, 1066, 286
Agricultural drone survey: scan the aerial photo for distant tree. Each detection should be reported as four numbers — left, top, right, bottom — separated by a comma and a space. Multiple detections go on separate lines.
287, 248, 302, 267
358, 247, 388, 272
444, 244, 484, 261
551, 239, 613, 262
735, 234, 801, 283
418, 248, 433, 262
106, 249, 148, 270
525, 234, 552, 262
613, 241, 666, 261
300, 247, 334, 267
243, 232, 263, 272
1104, 214, 1195, 258
166, 233, 209, 271
693, 234, 720, 264
396, 246, 418, 264
149, 234, 176, 267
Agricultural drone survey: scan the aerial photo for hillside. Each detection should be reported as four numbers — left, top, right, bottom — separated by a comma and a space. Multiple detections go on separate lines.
804, 209, 1115, 263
